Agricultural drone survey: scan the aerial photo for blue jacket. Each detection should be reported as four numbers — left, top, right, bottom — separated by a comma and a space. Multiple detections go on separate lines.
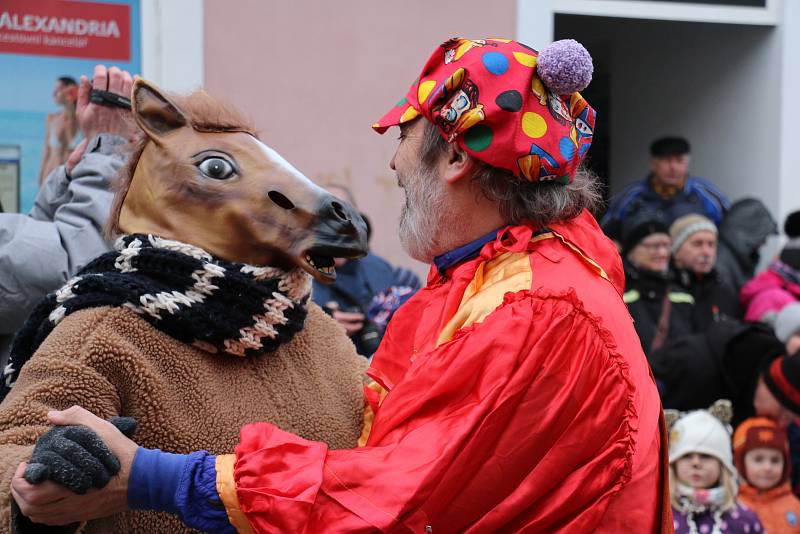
601, 175, 730, 240
311, 252, 420, 356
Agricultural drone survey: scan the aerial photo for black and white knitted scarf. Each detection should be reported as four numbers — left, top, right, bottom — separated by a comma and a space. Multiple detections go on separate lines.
2, 234, 311, 396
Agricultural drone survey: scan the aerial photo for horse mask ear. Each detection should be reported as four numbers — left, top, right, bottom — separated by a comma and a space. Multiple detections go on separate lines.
132, 79, 188, 141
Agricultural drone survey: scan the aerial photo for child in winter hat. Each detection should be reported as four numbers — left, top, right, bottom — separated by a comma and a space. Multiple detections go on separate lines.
734, 417, 800, 533
668, 400, 764, 533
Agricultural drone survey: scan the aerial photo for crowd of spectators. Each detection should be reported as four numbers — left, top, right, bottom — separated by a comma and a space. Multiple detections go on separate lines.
606, 135, 800, 532
2, 61, 800, 530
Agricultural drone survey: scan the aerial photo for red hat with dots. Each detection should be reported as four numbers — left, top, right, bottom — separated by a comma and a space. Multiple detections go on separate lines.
372, 37, 596, 184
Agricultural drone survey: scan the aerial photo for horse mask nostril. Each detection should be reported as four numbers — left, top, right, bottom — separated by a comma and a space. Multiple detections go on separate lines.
331, 201, 350, 222
268, 191, 295, 210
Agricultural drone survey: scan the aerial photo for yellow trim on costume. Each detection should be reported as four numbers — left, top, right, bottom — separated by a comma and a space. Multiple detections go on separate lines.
433, 229, 613, 346
549, 230, 611, 282
436, 249, 535, 346
215, 454, 255, 534
358, 381, 388, 447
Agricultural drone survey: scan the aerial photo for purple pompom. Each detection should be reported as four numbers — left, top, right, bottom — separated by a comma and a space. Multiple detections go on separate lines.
536, 39, 593, 95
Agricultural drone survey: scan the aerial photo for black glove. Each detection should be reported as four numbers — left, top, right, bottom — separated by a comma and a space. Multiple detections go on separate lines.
23, 416, 137, 494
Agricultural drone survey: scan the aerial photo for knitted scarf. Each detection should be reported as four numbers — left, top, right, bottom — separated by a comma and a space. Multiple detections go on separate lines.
2, 234, 312, 397
675, 482, 730, 534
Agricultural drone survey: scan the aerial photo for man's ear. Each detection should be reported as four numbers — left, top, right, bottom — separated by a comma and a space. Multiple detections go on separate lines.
131, 78, 188, 143
441, 141, 475, 184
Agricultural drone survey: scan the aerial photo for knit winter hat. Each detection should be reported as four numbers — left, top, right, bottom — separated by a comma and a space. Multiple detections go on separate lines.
620, 210, 670, 256
670, 214, 717, 254
733, 417, 790, 485
763, 355, 800, 415
775, 303, 800, 344
785, 210, 800, 238
669, 409, 737, 478
373, 38, 596, 184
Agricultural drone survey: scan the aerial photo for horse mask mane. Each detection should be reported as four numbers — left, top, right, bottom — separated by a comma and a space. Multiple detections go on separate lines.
111, 78, 368, 280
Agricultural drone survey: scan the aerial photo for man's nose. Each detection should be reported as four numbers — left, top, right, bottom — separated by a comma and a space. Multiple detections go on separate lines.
389, 153, 397, 171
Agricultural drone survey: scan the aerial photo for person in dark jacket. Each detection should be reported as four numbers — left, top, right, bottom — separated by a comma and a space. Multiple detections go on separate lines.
650, 320, 784, 424
669, 213, 741, 330
715, 198, 778, 293
311, 186, 421, 357
622, 211, 695, 358
602, 136, 730, 241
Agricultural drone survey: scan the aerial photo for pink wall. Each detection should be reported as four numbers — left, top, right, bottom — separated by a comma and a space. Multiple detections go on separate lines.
203, 0, 516, 276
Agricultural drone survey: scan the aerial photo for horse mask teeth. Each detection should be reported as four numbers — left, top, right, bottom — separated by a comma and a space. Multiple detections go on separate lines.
306, 254, 335, 270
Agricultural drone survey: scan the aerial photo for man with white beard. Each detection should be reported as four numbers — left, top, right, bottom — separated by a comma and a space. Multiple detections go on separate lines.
669, 213, 741, 330
12, 37, 670, 533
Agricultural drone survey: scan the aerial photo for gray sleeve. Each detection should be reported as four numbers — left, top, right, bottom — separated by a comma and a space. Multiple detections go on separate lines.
28, 165, 70, 221
0, 134, 128, 334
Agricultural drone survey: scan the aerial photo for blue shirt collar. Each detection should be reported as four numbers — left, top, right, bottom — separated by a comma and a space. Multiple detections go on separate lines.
433, 228, 501, 276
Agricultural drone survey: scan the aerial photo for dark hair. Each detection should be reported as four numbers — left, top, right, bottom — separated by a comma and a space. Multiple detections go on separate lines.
58, 76, 78, 86
650, 136, 690, 157
420, 120, 602, 227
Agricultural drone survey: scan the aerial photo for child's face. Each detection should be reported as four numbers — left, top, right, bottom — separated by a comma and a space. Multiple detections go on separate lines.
675, 453, 722, 489
744, 447, 784, 490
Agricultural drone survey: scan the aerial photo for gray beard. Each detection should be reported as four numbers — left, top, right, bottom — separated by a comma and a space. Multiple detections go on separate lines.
398, 166, 447, 263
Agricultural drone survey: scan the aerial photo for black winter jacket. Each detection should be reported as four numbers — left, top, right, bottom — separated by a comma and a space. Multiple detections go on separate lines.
623, 261, 695, 358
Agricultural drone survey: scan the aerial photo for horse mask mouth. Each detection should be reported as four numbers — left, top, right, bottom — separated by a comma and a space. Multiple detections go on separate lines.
298, 199, 369, 282
113, 78, 369, 284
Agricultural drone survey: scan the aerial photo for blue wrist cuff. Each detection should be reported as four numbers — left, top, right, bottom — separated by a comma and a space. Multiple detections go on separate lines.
128, 447, 189, 514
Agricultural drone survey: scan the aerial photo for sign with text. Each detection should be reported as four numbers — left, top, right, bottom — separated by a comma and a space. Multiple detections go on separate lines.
0, 0, 130, 61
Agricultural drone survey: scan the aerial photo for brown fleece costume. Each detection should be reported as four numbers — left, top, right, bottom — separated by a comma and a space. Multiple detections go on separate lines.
1, 79, 370, 533
0, 304, 366, 533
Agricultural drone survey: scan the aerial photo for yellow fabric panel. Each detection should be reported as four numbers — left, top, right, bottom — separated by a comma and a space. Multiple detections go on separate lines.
358, 381, 388, 447
216, 454, 255, 534
436, 250, 533, 346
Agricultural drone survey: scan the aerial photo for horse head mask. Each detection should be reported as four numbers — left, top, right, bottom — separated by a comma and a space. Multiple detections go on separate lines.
110, 79, 368, 282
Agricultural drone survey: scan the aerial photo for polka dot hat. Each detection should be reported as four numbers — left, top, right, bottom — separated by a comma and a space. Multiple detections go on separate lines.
372, 38, 596, 184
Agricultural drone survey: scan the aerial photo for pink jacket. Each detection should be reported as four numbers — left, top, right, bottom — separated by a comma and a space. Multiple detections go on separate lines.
740, 261, 800, 322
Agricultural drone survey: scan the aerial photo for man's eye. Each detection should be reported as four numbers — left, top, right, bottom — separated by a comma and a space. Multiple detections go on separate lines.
198, 157, 234, 180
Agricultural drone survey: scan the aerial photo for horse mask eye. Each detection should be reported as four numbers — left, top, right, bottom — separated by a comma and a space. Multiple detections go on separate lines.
198, 157, 234, 180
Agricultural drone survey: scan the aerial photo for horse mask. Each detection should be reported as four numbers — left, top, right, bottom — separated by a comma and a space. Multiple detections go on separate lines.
113, 79, 368, 281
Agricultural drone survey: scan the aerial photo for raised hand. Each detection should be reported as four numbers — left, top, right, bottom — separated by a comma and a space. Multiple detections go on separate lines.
76, 65, 139, 142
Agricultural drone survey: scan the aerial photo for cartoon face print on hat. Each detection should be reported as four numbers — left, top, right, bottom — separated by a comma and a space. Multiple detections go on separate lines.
518, 143, 560, 182
442, 38, 495, 64
546, 91, 571, 126
434, 81, 485, 139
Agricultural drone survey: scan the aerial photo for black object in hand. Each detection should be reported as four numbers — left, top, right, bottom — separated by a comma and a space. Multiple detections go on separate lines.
89, 89, 131, 110
23, 416, 137, 494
